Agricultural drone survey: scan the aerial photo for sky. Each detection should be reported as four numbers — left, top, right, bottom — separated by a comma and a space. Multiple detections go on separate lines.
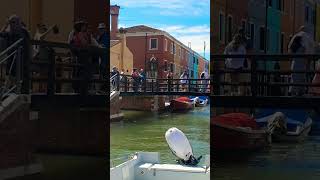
110, 0, 210, 60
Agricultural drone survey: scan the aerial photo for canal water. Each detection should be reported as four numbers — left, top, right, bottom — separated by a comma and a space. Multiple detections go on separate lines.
110, 106, 210, 166
213, 113, 320, 180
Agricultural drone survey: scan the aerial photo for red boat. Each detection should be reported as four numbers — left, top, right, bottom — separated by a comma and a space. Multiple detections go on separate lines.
212, 113, 270, 151
170, 97, 194, 112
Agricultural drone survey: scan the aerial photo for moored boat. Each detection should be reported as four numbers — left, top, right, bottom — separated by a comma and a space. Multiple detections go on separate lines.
255, 109, 313, 142
196, 97, 208, 107
170, 97, 195, 112
212, 113, 270, 151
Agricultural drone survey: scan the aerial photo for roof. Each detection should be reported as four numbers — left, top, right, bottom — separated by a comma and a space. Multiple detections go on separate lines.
124, 25, 164, 33
110, 40, 120, 47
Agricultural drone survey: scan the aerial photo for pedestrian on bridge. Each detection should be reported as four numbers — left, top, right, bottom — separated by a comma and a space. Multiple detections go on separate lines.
0, 15, 31, 94
96, 23, 108, 79
132, 68, 140, 92
224, 34, 246, 96
180, 71, 188, 92
139, 69, 146, 91
167, 70, 174, 92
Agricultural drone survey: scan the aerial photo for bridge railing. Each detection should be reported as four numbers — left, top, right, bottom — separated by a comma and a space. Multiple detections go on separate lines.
0, 38, 24, 101
211, 54, 320, 97
118, 74, 210, 94
30, 40, 108, 96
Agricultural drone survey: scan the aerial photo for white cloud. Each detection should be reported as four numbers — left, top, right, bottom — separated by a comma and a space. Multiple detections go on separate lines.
156, 25, 210, 57
110, 0, 210, 16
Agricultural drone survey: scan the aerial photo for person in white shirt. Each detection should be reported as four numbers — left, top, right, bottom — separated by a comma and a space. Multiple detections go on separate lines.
224, 34, 247, 95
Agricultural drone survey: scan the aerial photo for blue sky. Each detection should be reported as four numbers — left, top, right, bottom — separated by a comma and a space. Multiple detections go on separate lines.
110, 0, 210, 60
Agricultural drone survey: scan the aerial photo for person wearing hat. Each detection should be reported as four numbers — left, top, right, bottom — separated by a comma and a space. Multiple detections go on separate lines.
0, 15, 31, 93
96, 22, 108, 79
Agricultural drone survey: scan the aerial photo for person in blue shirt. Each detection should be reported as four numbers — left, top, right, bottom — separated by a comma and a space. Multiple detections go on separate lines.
96, 23, 108, 79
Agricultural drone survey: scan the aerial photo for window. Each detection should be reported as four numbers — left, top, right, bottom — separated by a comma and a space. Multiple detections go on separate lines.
250, 23, 255, 47
197, 59, 199, 65
280, 0, 284, 12
227, 15, 233, 42
150, 38, 158, 50
164, 39, 167, 51
241, 20, 246, 32
170, 63, 175, 73
268, 0, 272, 7
305, 6, 309, 23
170, 42, 173, 54
219, 12, 225, 42
173, 44, 176, 55
312, 10, 316, 25
280, 33, 284, 53
191, 70, 194, 78
259, 27, 266, 51
193, 57, 196, 64
178, 47, 181, 57
267, 28, 270, 51
164, 60, 168, 71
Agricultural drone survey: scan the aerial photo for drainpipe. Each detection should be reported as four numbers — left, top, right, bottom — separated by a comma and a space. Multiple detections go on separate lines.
265, 0, 268, 54
145, 33, 147, 76
293, 0, 296, 34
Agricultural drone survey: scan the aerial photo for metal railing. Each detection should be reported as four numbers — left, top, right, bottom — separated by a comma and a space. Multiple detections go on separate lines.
30, 40, 108, 96
211, 54, 320, 97
110, 74, 119, 93
117, 74, 210, 94
0, 38, 24, 101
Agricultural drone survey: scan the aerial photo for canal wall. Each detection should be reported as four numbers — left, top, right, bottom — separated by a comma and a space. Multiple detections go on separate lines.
34, 107, 108, 156
0, 95, 42, 179
110, 91, 124, 121
121, 96, 166, 112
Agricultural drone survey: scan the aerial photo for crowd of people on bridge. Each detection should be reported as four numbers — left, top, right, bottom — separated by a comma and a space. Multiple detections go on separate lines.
223, 26, 320, 97
0, 15, 110, 95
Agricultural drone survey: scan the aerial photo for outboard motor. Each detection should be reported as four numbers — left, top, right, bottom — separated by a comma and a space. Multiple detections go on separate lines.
165, 127, 202, 166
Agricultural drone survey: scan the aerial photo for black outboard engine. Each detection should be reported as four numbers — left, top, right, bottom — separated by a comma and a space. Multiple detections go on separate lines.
165, 127, 202, 166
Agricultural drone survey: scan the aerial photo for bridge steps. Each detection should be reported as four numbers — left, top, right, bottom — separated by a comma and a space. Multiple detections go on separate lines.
0, 94, 42, 179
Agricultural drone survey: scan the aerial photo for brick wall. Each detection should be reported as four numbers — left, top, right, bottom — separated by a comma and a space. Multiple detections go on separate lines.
121, 96, 165, 111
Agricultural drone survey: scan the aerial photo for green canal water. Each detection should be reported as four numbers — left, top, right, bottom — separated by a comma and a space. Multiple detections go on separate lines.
110, 106, 210, 166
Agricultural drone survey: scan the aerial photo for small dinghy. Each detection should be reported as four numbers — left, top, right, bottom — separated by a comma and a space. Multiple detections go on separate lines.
255, 109, 312, 142
212, 113, 271, 151
110, 128, 210, 180
170, 97, 195, 112
190, 96, 208, 107
196, 97, 208, 107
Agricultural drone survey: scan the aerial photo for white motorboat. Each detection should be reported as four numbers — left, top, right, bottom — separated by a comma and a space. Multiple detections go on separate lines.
110, 127, 210, 180
110, 152, 210, 180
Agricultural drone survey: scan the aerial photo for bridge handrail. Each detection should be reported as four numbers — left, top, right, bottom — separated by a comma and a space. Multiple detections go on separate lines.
211, 54, 320, 60
0, 38, 24, 100
30, 40, 107, 54
212, 53, 320, 96
0, 38, 23, 58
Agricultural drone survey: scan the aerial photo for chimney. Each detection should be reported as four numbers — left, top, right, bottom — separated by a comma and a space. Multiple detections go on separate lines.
119, 28, 127, 71
110, 5, 120, 40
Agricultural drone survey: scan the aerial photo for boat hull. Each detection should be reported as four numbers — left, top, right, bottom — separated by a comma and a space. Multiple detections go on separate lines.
170, 99, 194, 112
212, 122, 270, 151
